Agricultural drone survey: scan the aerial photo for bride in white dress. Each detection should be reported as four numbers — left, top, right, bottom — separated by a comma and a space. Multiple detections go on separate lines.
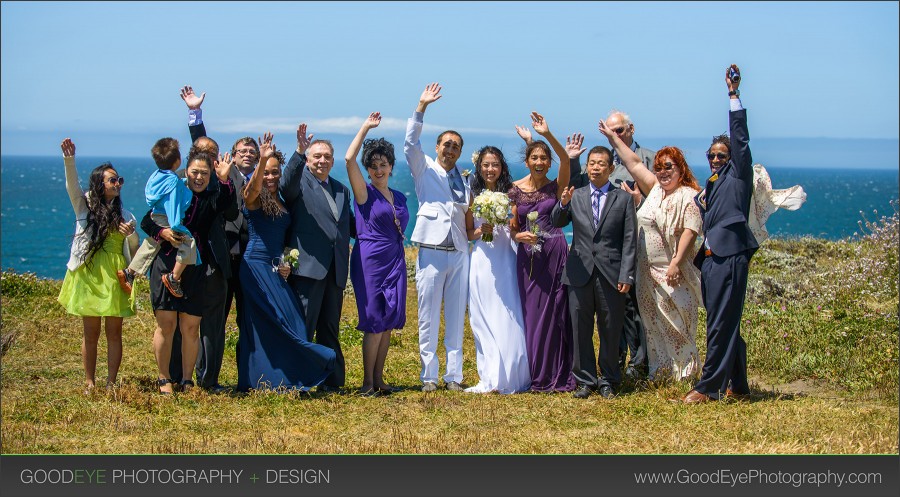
465, 146, 531, 393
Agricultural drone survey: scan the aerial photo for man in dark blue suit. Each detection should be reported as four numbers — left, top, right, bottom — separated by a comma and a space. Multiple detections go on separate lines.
282, 124, 355, 392
683, 65, 758, 403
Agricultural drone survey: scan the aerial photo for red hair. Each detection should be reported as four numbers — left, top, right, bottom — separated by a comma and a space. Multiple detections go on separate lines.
654, 146, 700, 191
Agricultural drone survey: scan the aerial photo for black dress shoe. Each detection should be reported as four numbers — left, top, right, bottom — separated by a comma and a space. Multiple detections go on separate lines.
598, 385, 615, 399
318, 385, 342, 393
573, 385, 592, 399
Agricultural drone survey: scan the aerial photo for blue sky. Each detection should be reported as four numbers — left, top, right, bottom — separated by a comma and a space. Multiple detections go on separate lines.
1, 1, 898, 159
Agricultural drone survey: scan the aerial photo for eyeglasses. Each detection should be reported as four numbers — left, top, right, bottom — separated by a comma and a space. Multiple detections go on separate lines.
612, 127, 627, 135
707, 152, 728, 161
106, 176, 124, 185
654, 162, 678, 173
234, 148, 258, 156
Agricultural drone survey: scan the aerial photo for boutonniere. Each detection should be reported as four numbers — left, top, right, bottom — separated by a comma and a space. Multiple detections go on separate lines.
709, 173, 719, 183
461, 169, 471, 178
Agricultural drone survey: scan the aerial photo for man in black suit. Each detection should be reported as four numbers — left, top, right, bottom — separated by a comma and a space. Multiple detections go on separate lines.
281, 124, 354, 392
683, 65, 757, 404
551, 146, 637, 399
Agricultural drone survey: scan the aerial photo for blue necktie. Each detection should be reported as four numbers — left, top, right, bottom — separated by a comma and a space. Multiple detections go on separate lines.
592, 189, 601, 228
448, 168, 464, 203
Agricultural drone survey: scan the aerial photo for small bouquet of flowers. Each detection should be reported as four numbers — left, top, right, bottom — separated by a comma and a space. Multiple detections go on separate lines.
283, 248, 300, 269
274, 248, 300, 273
471, 190, 511, 242
525, 210, 543, 278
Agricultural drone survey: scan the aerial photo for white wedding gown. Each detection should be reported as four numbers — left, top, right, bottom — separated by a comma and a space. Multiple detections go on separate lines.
466, 219, 531, 393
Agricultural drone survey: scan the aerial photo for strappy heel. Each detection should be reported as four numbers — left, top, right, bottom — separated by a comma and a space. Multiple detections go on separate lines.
157, 378, 174, 395
179, 379, 195, 392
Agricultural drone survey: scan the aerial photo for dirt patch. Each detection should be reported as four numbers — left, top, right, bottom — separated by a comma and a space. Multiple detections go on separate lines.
749, 375, 837, 398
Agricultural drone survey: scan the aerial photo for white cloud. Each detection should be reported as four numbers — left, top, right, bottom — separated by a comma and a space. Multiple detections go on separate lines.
212, 116, 508, 136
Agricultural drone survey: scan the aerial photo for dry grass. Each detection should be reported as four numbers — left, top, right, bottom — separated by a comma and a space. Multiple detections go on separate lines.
1, 240, 897, 455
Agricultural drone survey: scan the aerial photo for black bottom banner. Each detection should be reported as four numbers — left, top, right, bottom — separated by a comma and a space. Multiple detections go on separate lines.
2, 454, 897, 497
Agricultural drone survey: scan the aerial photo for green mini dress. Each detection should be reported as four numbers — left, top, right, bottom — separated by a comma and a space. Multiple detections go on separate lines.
58, 231, 135, 317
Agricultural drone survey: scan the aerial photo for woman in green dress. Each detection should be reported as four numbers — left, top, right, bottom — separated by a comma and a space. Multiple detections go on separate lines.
57, 138, 140, 394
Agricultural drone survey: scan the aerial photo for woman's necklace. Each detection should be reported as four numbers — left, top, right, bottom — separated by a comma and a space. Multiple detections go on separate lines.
377, 185, 404, 239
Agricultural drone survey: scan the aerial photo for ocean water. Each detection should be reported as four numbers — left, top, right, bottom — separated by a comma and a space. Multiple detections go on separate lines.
2, 155, 897, 280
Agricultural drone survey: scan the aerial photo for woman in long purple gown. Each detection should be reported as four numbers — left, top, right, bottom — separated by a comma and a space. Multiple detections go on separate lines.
346, 113, 410, 395
509, 112, 575, 392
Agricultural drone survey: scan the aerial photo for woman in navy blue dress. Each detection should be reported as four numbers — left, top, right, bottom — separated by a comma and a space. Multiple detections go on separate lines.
237, 133, 336, 391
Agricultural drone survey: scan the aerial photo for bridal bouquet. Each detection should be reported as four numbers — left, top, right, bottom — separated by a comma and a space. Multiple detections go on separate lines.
471, 190, 511, 242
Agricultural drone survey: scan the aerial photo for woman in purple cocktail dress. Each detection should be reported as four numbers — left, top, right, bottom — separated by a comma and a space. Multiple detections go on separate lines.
346, 112, 410, 396
509, 112, 576, 392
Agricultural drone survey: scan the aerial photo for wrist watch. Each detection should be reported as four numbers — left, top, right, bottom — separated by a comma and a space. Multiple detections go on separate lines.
728, 89, 741, 97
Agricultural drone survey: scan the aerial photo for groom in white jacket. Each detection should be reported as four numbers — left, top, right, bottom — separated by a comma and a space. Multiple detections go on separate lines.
405, 82, 471, 392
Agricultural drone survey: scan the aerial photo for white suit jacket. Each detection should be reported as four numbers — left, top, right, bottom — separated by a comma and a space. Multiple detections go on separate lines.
404, 112, 471, 251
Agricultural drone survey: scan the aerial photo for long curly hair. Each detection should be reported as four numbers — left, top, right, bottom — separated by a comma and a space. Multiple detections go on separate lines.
254, 149, 286, 218
654, 147, 700, 192
82, 163, 124, 267
471, 146, 513, 195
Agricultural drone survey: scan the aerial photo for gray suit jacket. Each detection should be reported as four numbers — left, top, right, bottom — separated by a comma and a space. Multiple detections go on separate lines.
281, 151, 354, 288
551, 183, 637, 289
571, 141, 656, 189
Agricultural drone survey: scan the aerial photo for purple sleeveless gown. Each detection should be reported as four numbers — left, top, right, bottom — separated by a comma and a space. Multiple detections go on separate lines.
510, 181, 576, 392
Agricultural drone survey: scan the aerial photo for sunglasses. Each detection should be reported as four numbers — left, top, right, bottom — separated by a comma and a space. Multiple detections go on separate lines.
106, 176, 125, 186
612, 127, 627, 135
707, 152, 728, 161
654, 162, 678, 173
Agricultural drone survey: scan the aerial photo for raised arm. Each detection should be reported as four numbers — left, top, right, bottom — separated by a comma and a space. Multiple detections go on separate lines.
530, 112, 570, 198
599, 119, 656, 196
405, 83, 441, 178
345, 113, 381, 205
726, 64, 752, 182
181, 85, 207, 142
60, 138, 85, 213
244, 132, 274, 210
280, 124, 313, 204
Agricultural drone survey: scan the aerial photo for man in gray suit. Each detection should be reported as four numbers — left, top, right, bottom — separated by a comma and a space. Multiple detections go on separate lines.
552, 145, 637, 399
282, 124, 355, 392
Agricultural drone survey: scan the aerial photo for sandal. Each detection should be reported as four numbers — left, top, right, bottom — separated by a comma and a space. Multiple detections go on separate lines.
179, 379, 195, 392
162, 273, 184, 298
157, 378, 174, 395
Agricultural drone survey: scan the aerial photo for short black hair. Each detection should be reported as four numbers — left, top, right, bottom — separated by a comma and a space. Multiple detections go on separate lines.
362, 138, 395, 168
437, 130, 464, 148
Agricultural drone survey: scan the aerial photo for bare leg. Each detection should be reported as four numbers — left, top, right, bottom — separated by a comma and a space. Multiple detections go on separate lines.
172, 261, 186, 281
179, 313, 202, 387
153, 310, 178, 393
104, 316, 124, 385
374, 331, 393, 390
81, 317, 102, 391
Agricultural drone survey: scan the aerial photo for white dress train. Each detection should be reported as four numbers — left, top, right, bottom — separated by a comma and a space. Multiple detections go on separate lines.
466, 219, 531, 393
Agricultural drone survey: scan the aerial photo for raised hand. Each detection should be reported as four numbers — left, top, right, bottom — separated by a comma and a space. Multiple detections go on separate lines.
364, 112, 382, 130
419, 82, 443, 107
559, 185, 575, 207
180, 85, 206, 110
531, 111, 549, 135
295, 123, 313, 153
214, 151, 234, 182
565, 133, 586, 159
61, 138, 76, 157
726, 63, 741, 93
258, 132, 275, 161
515, 125, 533, 144
597, 119, 615, 140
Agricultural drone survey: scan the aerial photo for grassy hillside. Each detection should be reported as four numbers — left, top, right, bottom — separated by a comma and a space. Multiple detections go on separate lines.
1, 206, 896, 454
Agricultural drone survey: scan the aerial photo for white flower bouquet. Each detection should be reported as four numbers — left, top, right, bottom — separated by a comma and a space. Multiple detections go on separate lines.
471, 190, 511, 242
